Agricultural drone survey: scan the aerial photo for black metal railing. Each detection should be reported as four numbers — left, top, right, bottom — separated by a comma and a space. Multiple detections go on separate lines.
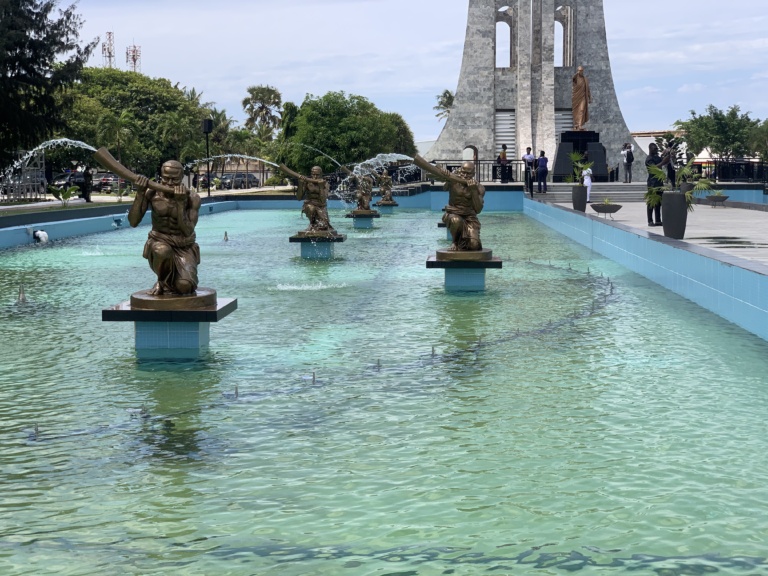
707, 159, 768, 184
424, 160, 529, 184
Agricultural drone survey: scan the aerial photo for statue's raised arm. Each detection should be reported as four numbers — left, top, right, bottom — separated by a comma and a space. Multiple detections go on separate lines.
413, 154, 467, 184
279, 164, 325, 185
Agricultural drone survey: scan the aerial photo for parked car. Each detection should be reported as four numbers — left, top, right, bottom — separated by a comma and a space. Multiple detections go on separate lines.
221, 172, 259, 190
95, 173, 128, 193
52, 172, 86, 191
198, 173, 219, 189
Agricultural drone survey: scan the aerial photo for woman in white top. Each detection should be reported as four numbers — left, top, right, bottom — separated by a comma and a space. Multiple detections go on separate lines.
582, 166, 593, 202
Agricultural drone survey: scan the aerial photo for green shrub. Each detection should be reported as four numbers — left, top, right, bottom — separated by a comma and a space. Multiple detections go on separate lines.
264, 175, 287, 186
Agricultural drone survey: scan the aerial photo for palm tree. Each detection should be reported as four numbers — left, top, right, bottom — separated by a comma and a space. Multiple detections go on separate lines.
159, 110, 193, 160
241, 132, 263, 185
183, 87, 211, 109
96, 110, 135, 164
226, 128, 252, 183
180, 139, 205, 170
242, 85, 282, 134
434, 89, 454, 122
208, 107, 234, 176
254, 121, 274, 143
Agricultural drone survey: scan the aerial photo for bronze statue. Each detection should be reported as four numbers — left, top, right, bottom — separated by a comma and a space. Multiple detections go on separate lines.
128, 160, 202, 295
341, 166, 374, 211
279, 164, 336, 233
414, 155, 485, 251
572, 65, 592, 131
377, 169, 394, 203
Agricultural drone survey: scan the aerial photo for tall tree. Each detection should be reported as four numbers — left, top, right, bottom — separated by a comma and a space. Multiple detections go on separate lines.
750, 120, 768, 160
433, 89, 454, 122
0, 0, 97, 167
207, 107, 234, 175
96, 110, 135, 165
383, 112, 417, 157
675, 104, 759, 159
242, 85, 282, 135
254, 122, 274, 143
159, 109, 194, 160
54, 67, 211, 175
279, 101, 300, 142
287, 91, 416, 174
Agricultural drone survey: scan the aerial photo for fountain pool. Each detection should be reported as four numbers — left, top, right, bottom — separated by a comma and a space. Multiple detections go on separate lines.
2, 209, 768, 575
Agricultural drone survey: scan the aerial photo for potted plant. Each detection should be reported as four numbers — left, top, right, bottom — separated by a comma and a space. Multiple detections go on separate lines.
706, 189, 729, 207
565, 151, 593, 212
590, 196, 623, 219
646, 157, 713, 239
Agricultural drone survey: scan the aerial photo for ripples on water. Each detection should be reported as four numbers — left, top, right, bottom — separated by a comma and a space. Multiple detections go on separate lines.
1, 210, 768, 575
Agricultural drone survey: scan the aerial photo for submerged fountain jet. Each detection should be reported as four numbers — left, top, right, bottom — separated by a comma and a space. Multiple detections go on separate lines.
17, 284, 27, 304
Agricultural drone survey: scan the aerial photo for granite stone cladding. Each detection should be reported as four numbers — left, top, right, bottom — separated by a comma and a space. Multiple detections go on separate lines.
428, 0, 646, 181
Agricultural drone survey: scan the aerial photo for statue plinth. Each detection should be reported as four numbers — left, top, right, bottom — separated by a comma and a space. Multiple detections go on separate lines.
289, 231, 346, 259
289, 230, 346, 241
373, 200, 398, 214
435, 248, 495, 262
344, 210, 380, 229
426, 250, 503, 292
103, 287, 237, 359
130, 287, 217, 310
345, 210, 381, 218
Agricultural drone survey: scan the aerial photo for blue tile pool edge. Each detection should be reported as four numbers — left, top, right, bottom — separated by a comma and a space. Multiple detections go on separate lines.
4, 195, 768, 343
524, 198, 768, 342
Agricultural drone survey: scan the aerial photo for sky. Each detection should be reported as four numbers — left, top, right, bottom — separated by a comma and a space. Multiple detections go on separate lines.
72, 0, 768, 144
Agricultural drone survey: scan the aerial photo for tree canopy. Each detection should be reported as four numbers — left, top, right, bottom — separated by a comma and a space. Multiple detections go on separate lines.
675, 104, 760, 159
0, 0, 97, 167
56, 67, 209, 175
434, 89, 454, 122
283, 91, 417, 174
749, 119, 768, 160
242, 85, 282, 137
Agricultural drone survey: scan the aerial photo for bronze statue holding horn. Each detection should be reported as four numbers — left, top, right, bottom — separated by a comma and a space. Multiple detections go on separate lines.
279, 163, 336, 234
340, 166, 374, 212
413, 155, 485, 251
94, 148, 201, 295
377, 169, 394, 203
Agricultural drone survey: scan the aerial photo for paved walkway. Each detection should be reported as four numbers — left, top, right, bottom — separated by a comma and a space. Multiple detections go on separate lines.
556, 200, 768, 266
0, 187, 293, 212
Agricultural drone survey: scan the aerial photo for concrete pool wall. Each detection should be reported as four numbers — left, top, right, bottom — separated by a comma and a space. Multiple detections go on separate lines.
525, 198, 768, 341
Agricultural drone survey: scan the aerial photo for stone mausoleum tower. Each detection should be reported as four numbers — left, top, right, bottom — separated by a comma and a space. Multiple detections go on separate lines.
427, 0, 639, 178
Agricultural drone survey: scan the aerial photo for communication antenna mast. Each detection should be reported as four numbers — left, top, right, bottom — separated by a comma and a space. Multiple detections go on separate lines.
126, 43, 141, 73
102, 32, 115, 68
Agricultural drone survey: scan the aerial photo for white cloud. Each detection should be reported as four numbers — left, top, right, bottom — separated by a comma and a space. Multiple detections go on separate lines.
621, 86, 662, 99
677, 83, 706, 94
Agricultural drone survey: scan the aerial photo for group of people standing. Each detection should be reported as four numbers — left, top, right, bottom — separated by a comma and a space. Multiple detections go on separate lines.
521, 147, 549, 196
497, 145, 548, 196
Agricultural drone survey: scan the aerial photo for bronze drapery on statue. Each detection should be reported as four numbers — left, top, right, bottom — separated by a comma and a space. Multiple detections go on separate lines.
572, 65, 592, 131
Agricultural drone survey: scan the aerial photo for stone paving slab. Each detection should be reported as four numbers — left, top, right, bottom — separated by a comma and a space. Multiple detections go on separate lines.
557, 200, 768, 266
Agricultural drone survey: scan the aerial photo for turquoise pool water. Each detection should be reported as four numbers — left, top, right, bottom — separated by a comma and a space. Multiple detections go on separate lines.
1, 209, 768, 575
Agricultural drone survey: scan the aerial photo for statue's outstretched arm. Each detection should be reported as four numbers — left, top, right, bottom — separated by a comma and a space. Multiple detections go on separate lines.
413, 155, 465, 184
279, 164, 325, 185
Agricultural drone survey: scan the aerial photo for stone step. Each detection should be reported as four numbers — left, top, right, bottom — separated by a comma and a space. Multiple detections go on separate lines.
529, 183, 647, 203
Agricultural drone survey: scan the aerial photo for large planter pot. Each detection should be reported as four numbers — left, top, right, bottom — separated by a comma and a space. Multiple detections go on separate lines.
707, 194, 729, 207
661, 187, 690, 239
572, 185, 587, 212
591, 203, 622, 219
